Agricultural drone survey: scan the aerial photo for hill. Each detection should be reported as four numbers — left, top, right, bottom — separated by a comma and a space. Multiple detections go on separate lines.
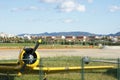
108, 32, 120, 36
18, 31, 96, 36
18, 31, 120, 36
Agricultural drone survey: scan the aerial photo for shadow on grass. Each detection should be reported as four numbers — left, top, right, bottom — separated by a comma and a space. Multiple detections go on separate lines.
0, 75, 15, 80
105, 69, 117, 78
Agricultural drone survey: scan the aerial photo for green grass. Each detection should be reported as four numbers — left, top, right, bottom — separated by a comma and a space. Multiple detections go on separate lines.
0, 43, 35, 49
0, 43, 99, 49
40, 57, 117, 80
0, 56, 118, 80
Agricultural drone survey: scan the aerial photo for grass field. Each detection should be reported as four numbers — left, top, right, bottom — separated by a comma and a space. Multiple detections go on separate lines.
0, 43, 99, 49
0, 56, 118, 80
0, 43, 34, 49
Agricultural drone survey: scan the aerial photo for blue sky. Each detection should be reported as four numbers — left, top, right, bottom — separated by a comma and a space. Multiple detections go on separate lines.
0, 0, 120, 34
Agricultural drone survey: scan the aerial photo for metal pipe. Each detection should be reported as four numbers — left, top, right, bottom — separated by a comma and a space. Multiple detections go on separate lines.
117, 58, 120, 80
81, 58, 85, 80
92, 60, 120, 64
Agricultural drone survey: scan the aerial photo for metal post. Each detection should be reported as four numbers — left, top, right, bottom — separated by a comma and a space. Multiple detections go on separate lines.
39, 58, 43, 80
81, 58, 85, 80
117, 58, 120, 80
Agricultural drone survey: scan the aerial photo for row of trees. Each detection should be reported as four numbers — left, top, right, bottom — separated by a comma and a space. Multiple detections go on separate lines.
0, 37, 120, 46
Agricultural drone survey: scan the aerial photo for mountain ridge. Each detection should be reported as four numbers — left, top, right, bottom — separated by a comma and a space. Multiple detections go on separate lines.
18, 31, 120, 36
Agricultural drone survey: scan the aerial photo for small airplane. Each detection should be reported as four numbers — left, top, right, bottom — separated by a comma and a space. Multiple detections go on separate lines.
0, 39, 115, 79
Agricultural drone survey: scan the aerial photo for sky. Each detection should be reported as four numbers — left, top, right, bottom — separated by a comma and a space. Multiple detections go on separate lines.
0, 0, 120, 35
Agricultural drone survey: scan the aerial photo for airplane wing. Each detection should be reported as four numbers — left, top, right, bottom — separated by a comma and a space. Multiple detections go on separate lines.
0, 62, 21, 74
0, 62, 18, 66
33, 66, 115, 73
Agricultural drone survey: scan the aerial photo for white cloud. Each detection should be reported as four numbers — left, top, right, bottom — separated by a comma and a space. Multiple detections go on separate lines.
11, 6, 43, 12
40, 0, 57, 3
76, 4, 86, 12
87, 0, 93, 3
60, 1, 76, 12
59, 1, 86, 12
39, 0, 63, 3
40, 0, 77, 3
110, 5, 120, 12
39, 0, 86, 13
28, 6, 40, 10
63, 19, 73, 23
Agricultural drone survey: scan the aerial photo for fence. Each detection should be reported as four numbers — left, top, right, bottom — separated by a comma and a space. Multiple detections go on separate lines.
0, 57, 120, 80
81, 57, 120, 80
39, 57, 120, 80
38, 57, 81, 80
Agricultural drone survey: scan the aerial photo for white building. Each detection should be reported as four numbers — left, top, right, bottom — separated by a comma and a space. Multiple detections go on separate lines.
0, 32, 16, 38
23, 34, 31, 40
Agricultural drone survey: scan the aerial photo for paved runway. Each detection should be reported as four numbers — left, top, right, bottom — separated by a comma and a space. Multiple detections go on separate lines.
0, 48, 120, 60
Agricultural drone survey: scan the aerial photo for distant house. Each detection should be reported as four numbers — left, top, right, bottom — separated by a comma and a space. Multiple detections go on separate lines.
45, 36, 53, 40
61, 36, 65, 39
117, 36, 120, 42
111, 36, 119, 42
65, 36, 76, 41
41, 36, 57, 41
76, 36, 87, 41
55, 36, 64, 40
88, 36, 96, 41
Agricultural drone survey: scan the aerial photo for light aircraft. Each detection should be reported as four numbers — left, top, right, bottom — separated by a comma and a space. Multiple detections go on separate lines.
0, 39, 115, 79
